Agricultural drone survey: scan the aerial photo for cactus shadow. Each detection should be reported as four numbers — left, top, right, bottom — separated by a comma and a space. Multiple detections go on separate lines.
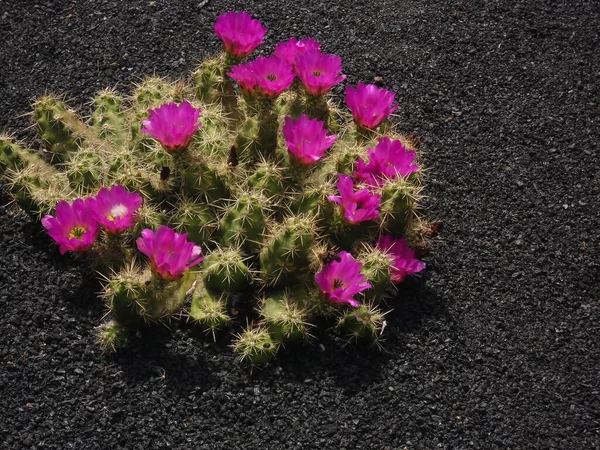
387, 275, 451, 333
106, 326, 223, 391
268, 276, 449, 393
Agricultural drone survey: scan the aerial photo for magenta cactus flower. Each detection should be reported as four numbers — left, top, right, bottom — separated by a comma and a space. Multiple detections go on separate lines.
273, 38, 321, 67
328, 174, 380, 224
344, 83, 398, 129
141, 101, 202, 152
41, 198, 100, 255
88, 185, 143, 234
315, 251, 371, 307
377, 235, 426, 282
136, 226, 203, 281
229, 56, 295, 98
282, 114, 336, 165
295, 51, 346, 96
354, 137, 419, 186
249, 56, 295, 98
213, 11, 266, 58
227, 63, 256, 95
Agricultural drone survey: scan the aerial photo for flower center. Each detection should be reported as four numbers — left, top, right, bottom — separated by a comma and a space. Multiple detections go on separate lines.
108, 204, 128, 221
333, 279, 345, 288
267, 74, 277, 82
68, 226, 87, 240
312, 70, 322, 77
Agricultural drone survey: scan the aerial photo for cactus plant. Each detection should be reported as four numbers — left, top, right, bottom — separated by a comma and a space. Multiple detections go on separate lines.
0, 11, 433, 365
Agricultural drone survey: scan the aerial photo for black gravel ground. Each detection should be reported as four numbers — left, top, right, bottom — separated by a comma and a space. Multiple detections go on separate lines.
1, 1, 599, 449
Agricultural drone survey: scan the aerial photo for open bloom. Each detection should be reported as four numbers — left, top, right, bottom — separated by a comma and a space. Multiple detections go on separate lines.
41, 198, 100, 255
354, 137, 419, 186
282, 114, 336, 165
227, 63, 256, 95
136, 226, 203, 280
377, 235, 426, 282
248, 56, 296, 98
315, 251, 371, 307
88, 185, 143, 234
295, 51, 346, 96
213, 11, 266, 58
141, 101, 202, 152
328, 174, 380, 224
345, 83, 398, 129
273, 38, 321, 67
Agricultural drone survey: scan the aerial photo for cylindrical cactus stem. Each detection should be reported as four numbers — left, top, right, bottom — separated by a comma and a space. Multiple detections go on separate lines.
303, 284, 338, 320
202, 246, 252, 293
259, 289, 311, 343
175, 152, 230, 203
259, 214, 317, 287
33, 95, 87, 160
338, 303, 387, 345
105, 163, 164, 200
0, 135, 46, 172
356, 243, 393, 301
193, 54, 241, 120
5, 160, 71, 215
102, 264, 151, 327
91, 89, 128, 145
131, 202, 165, 237
326, 208, 377, 250
236, 100, 280, 163
96, 319, 129, 352
233, 326, 280, 365
218, 191, 267, 251
379, 179, 420, 235
332, 141, 368, 175
144, 270, 197, 322
104, 263, 195, 326
132, 76, 174, 111
93, 232, 133, 274
248, 159, 288, 199
65, 150, 106, 191
304, 93, 331, 127
289, 181, 335, 224
130, 76, 176, 146
234, 116, 260, 162
189, 285, 231, 340
169, 199, 217, 245
193, 54, 227, 103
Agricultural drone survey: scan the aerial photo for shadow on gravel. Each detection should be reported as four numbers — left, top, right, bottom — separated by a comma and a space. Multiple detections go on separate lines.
104, 275, 449, 396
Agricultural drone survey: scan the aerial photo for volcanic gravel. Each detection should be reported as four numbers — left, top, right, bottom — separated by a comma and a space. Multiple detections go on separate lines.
1, 0, 599, 449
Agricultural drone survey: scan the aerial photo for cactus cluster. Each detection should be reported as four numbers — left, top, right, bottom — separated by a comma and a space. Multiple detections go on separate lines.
0, 11, 434, 365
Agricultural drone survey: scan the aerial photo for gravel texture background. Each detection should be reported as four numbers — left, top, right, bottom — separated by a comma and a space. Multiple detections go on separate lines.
1, 1, 599, 449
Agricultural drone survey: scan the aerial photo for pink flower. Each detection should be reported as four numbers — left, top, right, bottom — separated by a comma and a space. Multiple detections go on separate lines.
345, 83, 398, 129
41, 198, 100, 255
249, 56, 296, 98
213, 11, 266, 58
88, 185, 143, 234
227, 64, 256, 95
273, 38, 321, 67
354, 137, 419, 186
136, 226, 203, 281
282, 114, 336, 165
315, 251, 371, 307
229, 57, 295, 98
328, 174, 380, 224
377, 235, 426, 282
141, 101, 202, 152
295, 51, 346, 96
